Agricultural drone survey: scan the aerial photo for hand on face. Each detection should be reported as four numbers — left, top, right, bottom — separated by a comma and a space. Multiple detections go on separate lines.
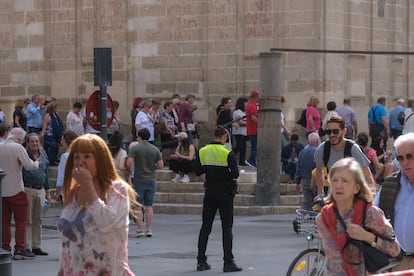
72, 152, 97, 188
72, 165, 93, 187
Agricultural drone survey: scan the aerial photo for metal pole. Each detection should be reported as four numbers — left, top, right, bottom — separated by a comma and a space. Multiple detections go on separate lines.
256, 52, 282, 206
99, 86, 108, 141
0, 170, 12, 275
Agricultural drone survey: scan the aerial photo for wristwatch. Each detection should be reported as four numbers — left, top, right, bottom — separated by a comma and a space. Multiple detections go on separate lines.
370, 235, 378, 248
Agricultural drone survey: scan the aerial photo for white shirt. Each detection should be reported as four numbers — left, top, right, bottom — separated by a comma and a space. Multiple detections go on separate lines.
322, 110, 339, 129
82, 108, 100, 134
66, 111, 85, 136
135, 111, 154, 141
0, 140, 39, 197
402, 108, 414, 134
108, 112, 121, 134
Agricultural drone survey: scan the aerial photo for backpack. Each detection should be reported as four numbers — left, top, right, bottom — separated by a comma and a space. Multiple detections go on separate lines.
397, 111, 405, 125
323, 140, 354, 169
378, 172, 401, 226
398, 110, 414, 126
296, 108, 307, 128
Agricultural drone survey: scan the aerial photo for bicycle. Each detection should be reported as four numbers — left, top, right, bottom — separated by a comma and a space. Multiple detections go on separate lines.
286, 209, 326, 276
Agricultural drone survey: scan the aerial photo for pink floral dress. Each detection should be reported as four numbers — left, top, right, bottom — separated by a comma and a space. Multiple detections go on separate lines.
58, 181, 134, 276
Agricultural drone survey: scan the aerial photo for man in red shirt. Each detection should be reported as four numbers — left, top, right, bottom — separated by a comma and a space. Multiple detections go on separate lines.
245, 90, 259, 168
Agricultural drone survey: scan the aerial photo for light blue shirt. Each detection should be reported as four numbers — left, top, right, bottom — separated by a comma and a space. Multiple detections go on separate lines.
389, 105, 404, 131
368, 103, 387, 125
56, 151, 69, 193
26, 102, 43, 128
374, 173, 414, 252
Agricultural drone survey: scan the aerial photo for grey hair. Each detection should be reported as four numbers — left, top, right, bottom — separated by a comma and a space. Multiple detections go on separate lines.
7, 127, 27, 142
394, 133, 414, 152
26, 132, 40, 143
308, 132, 320, 145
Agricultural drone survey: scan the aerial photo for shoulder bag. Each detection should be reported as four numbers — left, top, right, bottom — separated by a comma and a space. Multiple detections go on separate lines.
333, 203, 403, 273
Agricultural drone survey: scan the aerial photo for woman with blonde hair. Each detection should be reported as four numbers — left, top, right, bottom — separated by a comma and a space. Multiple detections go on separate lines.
57, 134, 137, 276
316, 158, 401, 275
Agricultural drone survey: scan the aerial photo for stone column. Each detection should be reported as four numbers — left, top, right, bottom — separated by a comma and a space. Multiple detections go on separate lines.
256, 52, 282, 206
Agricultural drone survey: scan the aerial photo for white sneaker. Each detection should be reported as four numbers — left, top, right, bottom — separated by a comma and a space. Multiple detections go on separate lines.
180, 174, 190, 183
171, 174, 182, 182
136, 229, 145, 238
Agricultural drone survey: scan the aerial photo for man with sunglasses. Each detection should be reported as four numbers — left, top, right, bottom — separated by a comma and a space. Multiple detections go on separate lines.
313, 116, 376, 197
375, 133, 414, 271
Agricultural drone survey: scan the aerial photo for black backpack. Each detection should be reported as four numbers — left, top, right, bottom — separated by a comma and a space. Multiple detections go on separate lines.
397, 111, 405, 125
296, 108, 307, 128
398, 111, 414, 126
323, 140, 354, 169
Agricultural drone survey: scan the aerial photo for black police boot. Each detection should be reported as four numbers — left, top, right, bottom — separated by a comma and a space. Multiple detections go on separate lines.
197, 261, 211, 271
223, 261, 242, 272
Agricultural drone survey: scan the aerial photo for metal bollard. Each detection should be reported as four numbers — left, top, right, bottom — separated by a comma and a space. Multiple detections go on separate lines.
0, 170, 12, 275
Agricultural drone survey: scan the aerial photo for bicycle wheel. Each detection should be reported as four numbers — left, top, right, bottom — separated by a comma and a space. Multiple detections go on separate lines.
286, 248, 325, 276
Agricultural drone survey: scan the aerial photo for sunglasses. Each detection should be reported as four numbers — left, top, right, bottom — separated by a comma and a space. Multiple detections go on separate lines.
325, 128, 341, 135
396, 153, 414, 162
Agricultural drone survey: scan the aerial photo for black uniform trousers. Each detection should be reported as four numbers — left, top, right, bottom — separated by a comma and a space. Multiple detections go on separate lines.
197, 188, 234, 264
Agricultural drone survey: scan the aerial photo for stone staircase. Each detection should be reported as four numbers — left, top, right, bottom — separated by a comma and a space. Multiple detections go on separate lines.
48, 167, 303, 216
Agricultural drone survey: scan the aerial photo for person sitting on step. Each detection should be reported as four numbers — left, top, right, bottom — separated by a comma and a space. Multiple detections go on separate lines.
169, 132, 196, 183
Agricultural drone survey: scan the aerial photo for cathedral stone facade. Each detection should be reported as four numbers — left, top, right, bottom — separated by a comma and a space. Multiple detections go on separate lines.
0, 0, 413, 136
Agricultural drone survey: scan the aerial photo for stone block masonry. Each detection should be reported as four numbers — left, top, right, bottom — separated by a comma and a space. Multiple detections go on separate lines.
0, 0, 412, 139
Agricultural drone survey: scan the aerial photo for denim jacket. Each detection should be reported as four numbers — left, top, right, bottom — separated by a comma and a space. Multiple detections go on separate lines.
22, 150, 50, 190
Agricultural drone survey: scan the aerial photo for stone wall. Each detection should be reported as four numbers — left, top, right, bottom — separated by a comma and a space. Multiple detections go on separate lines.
0, 0, 413, 139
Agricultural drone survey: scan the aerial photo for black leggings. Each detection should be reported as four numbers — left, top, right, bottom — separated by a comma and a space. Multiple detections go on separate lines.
233, 135, 247, 166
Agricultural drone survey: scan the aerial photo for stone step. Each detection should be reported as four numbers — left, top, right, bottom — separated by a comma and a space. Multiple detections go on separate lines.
156, 170, 258, 183
157, 181, 300, 196
47, 168, 301, 215
154, 203, 300, 216
156, 192, 302, 206
48, 166, 58, 179
155, 192, 256, 205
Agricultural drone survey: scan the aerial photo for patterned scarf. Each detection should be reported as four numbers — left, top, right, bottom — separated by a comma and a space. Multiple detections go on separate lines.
321, 199, 366, 275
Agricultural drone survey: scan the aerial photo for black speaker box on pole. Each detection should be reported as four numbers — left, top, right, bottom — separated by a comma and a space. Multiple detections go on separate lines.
94, 47, 112, 86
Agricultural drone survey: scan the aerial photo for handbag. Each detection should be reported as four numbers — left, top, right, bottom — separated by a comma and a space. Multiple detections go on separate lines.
187, 123, 196, 132
334, 204, 403, 273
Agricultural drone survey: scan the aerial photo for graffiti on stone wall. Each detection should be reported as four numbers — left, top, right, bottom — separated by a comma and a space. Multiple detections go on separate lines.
47, 0, 125, 32
49, 10, 75, 22
155, 2, 201, 42
81, 4, 126, 32
167, 3, 191, 16
0, 32, 16, 48
245, 0, 272, 38
209, 0, 237, 14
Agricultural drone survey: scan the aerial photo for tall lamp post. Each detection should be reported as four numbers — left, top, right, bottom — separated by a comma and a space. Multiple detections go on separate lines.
0, 170, 12, 275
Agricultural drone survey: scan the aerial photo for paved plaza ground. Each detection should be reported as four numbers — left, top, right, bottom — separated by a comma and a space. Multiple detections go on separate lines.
9, 208, 308, 276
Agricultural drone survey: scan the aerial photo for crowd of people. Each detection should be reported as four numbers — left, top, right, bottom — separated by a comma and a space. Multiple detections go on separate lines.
293, 95, 414, 274
1, 92, 414, 274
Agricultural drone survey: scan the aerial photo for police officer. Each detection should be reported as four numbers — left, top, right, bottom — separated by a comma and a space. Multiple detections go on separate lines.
195, 127, 242, 273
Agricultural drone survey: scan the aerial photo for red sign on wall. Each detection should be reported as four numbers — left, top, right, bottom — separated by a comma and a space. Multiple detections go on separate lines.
85, 90, 114, 131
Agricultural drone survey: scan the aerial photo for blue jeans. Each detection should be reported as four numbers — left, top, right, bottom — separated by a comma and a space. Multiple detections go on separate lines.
301, 178, 314, 211
247, 135, 257, 167
283, 160, 298, 180
133, 181, 157, 206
